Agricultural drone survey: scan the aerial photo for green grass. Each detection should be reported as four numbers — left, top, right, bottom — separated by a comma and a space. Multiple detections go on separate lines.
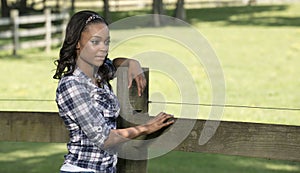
0, 47, 59, 112
149, 151, 300, 173
1, 4, 300, 173
0, 142, 65, 172
0, 142, 299, 173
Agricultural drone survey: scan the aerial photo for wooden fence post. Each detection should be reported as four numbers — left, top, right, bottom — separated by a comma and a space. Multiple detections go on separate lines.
116, 67, 149, 173
45, 8, 51, 53
61, 9, 69, 43
10, 10, 19, 56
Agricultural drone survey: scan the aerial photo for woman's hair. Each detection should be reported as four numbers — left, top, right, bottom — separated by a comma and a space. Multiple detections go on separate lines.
53, 10, 109, 80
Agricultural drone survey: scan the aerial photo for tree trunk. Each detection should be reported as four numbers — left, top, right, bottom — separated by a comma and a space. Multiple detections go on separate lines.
152, 0, 164, 26
70, 0, 75, 13
103, 0, 111, 23
152, 0, 164, 14
1, 0, 10, 17
174, 0, 186, 21
42, 0, 46, 10
55, 0, 60, 11
19, 0, 27, 14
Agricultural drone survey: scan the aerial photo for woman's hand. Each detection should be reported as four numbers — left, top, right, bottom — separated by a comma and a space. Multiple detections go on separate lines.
128, 59, 147, 96
104, 112, 174, 148
112, 58, 147, 96
144, 112, 175, 135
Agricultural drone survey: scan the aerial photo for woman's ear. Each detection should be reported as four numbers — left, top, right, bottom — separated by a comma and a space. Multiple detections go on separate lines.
76, 42, 80, 50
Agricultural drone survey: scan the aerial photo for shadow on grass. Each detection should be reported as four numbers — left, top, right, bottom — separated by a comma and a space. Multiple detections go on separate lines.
1, 142, 300, 173
107, 4, 300, 27
1, 5, 299, 58
0, 142, 65, 173
186, 5, 300, 27
148, 151, 300, 173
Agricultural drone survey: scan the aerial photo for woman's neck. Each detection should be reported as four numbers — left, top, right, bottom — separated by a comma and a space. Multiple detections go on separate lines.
76, 58, 98, 82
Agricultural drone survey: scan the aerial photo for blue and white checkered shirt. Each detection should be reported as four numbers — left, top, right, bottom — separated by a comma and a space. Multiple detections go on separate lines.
56, 66, 120, 173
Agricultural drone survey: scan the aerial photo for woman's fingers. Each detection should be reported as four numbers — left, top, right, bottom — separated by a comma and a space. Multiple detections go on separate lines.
157, 112, 175, 125
135, 74, 147, 96
126, 59, 147, 96
144, 112, 175, 134
128, 70, 147, 96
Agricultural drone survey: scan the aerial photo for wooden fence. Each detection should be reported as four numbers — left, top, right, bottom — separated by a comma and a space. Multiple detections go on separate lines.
24, 0, 244, 12
0, 67, 300, 173
0, 9, 69, 55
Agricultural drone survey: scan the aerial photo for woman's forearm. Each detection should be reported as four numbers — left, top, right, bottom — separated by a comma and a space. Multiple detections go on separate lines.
103, 125, 148, 148
103, 112, 174, 149
112, 57, 130, 68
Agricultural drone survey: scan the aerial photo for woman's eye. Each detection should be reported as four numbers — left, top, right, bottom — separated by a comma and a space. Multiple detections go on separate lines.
104, 40, 110, 46
91, 40, 100, 45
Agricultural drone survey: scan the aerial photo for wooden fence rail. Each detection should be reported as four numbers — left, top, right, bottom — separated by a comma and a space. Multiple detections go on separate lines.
0, 67, 300, 173
0, 9, 69, 55
27, 0, 244, 12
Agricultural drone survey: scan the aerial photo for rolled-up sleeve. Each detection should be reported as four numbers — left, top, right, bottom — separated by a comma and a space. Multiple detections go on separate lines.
56, 77, 110, 149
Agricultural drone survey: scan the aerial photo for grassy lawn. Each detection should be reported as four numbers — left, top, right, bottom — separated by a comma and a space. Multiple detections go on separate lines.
1, 4, 300, 173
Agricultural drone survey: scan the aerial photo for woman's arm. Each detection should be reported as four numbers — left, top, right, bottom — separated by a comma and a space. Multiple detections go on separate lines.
113, 57, 147, 96
103, 112, 174, 148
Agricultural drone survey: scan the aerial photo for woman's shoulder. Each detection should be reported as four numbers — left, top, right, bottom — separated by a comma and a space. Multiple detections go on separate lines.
56, 75, 88, 92
59, 75, 83, 85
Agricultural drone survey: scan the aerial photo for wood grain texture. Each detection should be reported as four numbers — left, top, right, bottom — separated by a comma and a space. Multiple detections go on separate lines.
0, 111, 68, 143
116, 67, 149, 173
174, 119, 300, 162
0, 112, 300, 162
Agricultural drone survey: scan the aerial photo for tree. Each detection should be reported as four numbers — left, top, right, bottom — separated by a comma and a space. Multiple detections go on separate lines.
70, 0, 75, 13
152, 0, 165, 26
19, 0, 28, 14
1, 0, 10, 17
103, 0, 111, 23
174, 0, 186, 21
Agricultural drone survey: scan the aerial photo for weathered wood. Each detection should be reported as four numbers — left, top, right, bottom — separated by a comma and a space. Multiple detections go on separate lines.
0, 111, 68, 143
0, 111, 300, 162
0, 18, 11, 25
116, 67, 149, 173
45, 9, 51, 52
10, 10, 19, 56
18, 15, 46, 24
19, 40, 49, 49
174, 119, 300, 162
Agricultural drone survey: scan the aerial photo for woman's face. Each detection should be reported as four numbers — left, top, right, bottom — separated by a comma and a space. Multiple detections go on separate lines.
76, 23, 110, 68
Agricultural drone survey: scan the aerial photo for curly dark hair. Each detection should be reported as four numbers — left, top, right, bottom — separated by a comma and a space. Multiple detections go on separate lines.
53, 10, 111, 81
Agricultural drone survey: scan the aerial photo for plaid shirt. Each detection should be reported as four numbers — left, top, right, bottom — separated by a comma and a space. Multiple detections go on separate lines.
56, 66, 120, 173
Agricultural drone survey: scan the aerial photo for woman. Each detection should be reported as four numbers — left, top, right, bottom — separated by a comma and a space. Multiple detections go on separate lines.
53, 10, 174, 173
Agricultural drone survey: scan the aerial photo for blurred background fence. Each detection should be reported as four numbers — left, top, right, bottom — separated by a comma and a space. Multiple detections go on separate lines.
4, 0, 300, 11
0, 9, 69, 55
1, 0, 299, 55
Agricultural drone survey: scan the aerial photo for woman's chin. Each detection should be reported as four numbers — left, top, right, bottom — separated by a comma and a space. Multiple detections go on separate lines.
94, 58, 105, 66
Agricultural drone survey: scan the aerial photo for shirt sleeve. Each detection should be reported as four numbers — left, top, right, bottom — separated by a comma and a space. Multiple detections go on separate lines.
56, 77, 110, 149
